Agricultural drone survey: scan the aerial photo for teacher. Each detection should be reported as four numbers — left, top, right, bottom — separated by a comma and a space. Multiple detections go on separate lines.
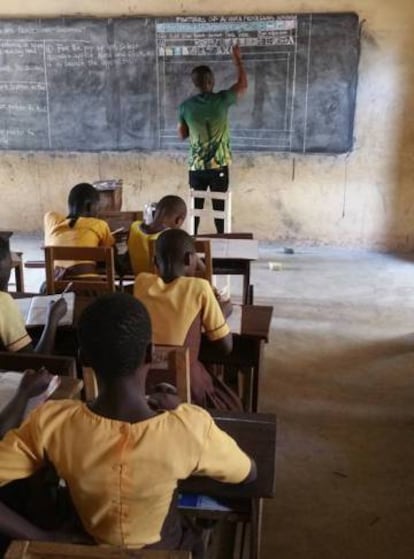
178, 45, 248, 234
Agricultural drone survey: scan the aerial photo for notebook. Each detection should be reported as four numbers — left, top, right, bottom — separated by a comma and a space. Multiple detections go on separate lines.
0, 371, 61, 418
16, 292, 75, 327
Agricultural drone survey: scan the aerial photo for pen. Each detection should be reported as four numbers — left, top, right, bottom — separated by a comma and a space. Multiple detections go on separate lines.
60, 282, 74, 297
111, 227, 125, 235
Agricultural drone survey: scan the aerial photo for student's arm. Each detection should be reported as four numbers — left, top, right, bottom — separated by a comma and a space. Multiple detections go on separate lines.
0, 501, 49, 541
194, 412, 256, 485
211, 332, 233, 355
201, 282, 233, 355
0, 368, 55, 438
32, 298, 67, 354
229, 44, 248, 97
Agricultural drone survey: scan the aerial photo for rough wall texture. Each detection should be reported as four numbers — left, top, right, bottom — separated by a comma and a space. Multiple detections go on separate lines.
0, 0, 413, 248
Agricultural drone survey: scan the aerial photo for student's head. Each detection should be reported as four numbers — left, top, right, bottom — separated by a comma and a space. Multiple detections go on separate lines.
78, 293, 152, 384
191, 65, 214, 92
153, 195, 187, 229
155, 229, 197, 282
67, 183, 100, 227
0, 238, 11, 291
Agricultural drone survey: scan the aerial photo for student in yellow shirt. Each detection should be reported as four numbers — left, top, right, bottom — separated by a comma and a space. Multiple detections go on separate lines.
0, 293, 255, 555
0, 238, 66, 354
44, 183, 115, 277
134, 229, 241, 410
128, 195, 187, 276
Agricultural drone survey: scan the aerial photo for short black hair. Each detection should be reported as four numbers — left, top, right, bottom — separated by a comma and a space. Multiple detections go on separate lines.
78, 293, 152, 381
67, 183, 99, 227
155, 195, 187, 219
191, 65, 214, 89
155, 229, 194, 268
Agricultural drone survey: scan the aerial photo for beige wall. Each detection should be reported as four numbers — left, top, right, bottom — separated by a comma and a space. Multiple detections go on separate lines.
0, 0, 413, 248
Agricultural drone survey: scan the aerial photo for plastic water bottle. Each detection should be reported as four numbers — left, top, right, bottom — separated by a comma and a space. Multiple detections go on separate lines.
144, 202, 157, 225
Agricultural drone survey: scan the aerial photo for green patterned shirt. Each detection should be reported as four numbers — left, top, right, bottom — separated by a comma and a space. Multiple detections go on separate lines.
179, 90, 237, 171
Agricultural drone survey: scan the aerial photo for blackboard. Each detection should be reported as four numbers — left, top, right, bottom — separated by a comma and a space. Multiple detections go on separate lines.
0, 14, 359, 153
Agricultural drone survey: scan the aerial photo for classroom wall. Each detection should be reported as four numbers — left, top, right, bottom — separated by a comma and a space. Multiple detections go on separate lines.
0, 0, 413, 249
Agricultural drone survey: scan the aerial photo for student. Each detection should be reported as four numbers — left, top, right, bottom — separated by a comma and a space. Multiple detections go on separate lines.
0, 293, 255, 555
128, 195, 187, 276
44, 183, 115, 277
0, 238, 66, 354
134, 229, 241, 410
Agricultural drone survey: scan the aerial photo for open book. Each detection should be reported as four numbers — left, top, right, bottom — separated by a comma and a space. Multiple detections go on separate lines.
0, 371, 61, 419
16, 292, 75, 327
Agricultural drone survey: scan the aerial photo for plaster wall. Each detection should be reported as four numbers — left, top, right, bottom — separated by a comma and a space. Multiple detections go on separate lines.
0, 0, 413, 248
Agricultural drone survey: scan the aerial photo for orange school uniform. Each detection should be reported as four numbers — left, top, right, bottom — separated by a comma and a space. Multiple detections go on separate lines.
0, 401, 251, 547
44, 212, 115, 269
127, 220, 162, 276
0, 292, 31, 352
133, 273, 241, 410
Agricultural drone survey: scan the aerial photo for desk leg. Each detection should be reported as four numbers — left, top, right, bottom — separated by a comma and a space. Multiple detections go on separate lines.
251, 340, 265, 413
14, 262, 24, 293
242, 263, 251, 305
250, 498, 263, 559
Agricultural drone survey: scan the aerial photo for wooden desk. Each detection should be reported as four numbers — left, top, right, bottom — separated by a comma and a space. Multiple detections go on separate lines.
181, 411, 276, 500
201, 304, 273, 412
6, 541, 190, 559
0, 352, 77, 379
181, 411, 276, 559
25, 298, 272, 411
198, 238, 259, 305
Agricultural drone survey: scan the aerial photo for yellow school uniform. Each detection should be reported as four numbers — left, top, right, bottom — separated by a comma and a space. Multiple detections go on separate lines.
127, 221, 161, 276
0, 292, 31, 352
133, 274, 238, 409
0, 400, 251, 547
44, 212, 115, 269
133, 274, 229, 345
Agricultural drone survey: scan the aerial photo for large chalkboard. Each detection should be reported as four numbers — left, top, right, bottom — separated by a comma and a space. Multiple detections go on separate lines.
0, 14, 359, 153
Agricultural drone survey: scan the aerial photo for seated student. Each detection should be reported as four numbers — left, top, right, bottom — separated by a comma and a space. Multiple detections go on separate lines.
0, 293, 255, 556
0, 238, 65, 354
134, 229, 241, 410
44, 182, 115, 278
128, 195, 187, 276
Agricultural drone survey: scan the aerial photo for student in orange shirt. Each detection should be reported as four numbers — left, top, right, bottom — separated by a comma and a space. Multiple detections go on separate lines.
0, 238, 66, 354
128, 195, 187, 276
0, 293, 255, 555
134, 229, 241, 410
44, 183, 115, 278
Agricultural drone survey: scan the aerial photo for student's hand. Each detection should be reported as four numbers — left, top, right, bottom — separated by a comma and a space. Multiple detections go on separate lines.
213, 287, 233, 318
231, 43, 242, 64
19, 367, 54, 398
148, 383, 182, 411
47, 297, 67, 323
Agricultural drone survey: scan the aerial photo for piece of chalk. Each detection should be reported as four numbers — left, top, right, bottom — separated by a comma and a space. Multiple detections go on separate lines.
269, 261, 283, 271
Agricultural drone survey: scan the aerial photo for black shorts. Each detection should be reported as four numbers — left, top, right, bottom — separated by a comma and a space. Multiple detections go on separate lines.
189, 166, 229, 193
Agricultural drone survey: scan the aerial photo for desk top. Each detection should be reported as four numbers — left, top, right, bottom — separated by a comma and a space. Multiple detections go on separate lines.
5, 541, 190, 559
199, 238, 259, 261
181, 410, 276, 499
227, 304, 273, 340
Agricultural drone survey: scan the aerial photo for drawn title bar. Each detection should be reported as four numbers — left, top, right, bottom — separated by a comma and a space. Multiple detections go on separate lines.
156, 18, 297, 34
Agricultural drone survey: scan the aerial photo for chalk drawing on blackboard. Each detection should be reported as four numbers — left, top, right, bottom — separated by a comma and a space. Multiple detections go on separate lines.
0, 14, 359, 153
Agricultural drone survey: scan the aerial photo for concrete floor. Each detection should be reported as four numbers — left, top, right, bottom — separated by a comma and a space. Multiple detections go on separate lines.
9, 235, 414, 559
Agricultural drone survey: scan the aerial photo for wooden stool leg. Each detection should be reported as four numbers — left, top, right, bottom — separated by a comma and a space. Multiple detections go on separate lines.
249, 498, 263, 559
15, 262, 24, 292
